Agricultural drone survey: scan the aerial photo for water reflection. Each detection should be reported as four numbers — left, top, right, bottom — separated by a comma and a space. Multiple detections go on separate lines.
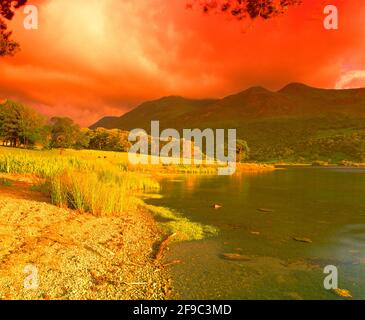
149, 168, 365, 299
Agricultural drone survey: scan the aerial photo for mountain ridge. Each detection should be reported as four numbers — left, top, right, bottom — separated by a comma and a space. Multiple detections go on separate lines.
91, 83, 365, 130
90, 83, 365, 162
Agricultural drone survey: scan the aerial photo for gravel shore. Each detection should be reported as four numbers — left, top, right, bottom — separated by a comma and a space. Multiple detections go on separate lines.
0, 174, 171, 300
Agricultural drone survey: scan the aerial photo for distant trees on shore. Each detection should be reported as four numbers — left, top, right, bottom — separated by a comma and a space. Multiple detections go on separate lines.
236, 139, 250, 162
0, 99, 46, 147
2, 99, 365, 163
0, 99, 131, 152
0, 99, 251, 163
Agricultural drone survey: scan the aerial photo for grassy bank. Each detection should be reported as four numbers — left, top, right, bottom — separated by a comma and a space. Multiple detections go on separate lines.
0, 147, 279, 299
236, 162, 275, 172
0, 147, 220, 241
0, 148, 173, 299
0, 148, 276, 213
0, 148, 159, 216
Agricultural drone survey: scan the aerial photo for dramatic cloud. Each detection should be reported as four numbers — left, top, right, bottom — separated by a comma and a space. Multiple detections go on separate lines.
0, 0, 365, 126
335, 70, 365, 89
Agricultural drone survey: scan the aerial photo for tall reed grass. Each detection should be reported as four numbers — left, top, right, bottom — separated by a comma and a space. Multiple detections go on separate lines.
0, 147, 159, 215
0, 147, 220, 240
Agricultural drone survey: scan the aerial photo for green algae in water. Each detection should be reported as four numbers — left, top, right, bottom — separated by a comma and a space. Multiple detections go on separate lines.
143, 202, 218, 241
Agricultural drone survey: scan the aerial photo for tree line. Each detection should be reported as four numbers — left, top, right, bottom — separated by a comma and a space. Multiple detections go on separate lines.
0, 99, 251, 162
0, 99, 131, 151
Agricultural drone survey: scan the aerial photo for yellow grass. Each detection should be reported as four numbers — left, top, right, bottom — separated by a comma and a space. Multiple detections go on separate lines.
0, 147, 222, 240
0, 147, 159, 215
0, 147, 273, 240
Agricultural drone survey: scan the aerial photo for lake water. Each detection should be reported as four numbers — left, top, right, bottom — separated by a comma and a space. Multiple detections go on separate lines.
148, 167, 365, 299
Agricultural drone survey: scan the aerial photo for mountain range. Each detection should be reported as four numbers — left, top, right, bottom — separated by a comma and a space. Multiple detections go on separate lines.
91, 83, 365, 162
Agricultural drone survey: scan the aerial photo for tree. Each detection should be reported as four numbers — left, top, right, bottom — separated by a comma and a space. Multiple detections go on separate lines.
89, 127, 109, 150
236, 139, 250, 162
0, 99, 45, 147
75, 128, 91, 150
50, 117, 81, 149
38, 124, 52, 149
18, 101, 46, 147
188, 0, 302, 20
222, 139, 250, 163
0, 0, 28, 56
88, 128, 131, 152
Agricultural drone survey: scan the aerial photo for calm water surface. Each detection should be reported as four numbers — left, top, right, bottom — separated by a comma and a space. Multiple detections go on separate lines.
148, 167, 365, 299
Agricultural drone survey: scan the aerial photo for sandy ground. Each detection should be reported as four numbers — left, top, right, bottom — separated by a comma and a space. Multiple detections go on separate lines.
0, 174, 171, 300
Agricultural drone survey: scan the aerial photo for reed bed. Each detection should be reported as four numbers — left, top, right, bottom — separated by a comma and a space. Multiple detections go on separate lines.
0, 147, 220, 240
0, 147, 159, 216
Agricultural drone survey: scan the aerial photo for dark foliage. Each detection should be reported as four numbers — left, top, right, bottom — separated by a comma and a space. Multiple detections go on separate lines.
0, 0, 28, 56
189, 0, 302, 20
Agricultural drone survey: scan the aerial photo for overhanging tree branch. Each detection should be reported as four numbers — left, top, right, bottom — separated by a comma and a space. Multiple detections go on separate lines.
188, 0, 302, 20
0, 0, 28, 56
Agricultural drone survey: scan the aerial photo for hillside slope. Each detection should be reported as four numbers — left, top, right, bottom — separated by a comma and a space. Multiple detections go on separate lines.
91, 84, 365, 162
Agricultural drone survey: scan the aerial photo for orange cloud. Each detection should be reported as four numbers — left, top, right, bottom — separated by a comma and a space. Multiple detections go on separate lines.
0, 0, 365, 126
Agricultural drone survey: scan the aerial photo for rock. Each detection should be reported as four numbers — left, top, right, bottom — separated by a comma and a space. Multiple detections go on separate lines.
333, 288, 352, 298
221, 253, 252, 261
213, 204, 222, 209
257, 208, 274, 213
293, 237, 312, 243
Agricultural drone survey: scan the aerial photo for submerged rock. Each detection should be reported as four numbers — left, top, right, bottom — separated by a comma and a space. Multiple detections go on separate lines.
293, 237, 313, 243
221, 253, 252, 261
257, 208, 274, 213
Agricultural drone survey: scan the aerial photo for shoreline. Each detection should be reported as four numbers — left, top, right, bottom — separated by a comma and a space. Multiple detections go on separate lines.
2, 146, 364, 300
0, 173, 171, 300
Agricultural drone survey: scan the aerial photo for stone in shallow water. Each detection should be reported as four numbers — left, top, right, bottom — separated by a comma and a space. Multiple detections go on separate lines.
333, 288, 352, 298
257, 208, 274, 213
293, 237, 312, 243
221, 253, 252, 261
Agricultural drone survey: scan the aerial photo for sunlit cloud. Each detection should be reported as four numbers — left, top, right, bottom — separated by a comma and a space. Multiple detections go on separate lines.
335, 70, 365, 89
1, 0, 365, 126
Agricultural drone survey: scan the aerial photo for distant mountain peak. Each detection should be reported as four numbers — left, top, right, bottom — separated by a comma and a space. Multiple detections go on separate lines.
157, 95, 186, 101
245, 86, 271, 94
221, 86, 271, 102
278, 82, 314, 93
90, 83, 365, 131
146, 95, 217, 105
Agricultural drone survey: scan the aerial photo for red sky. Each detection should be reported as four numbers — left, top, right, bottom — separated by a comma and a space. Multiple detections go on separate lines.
1, 0, 365, 126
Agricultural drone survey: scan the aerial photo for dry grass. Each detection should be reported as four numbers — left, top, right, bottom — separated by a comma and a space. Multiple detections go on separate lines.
0, 147, 274, 216
0, 147, 159, 216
